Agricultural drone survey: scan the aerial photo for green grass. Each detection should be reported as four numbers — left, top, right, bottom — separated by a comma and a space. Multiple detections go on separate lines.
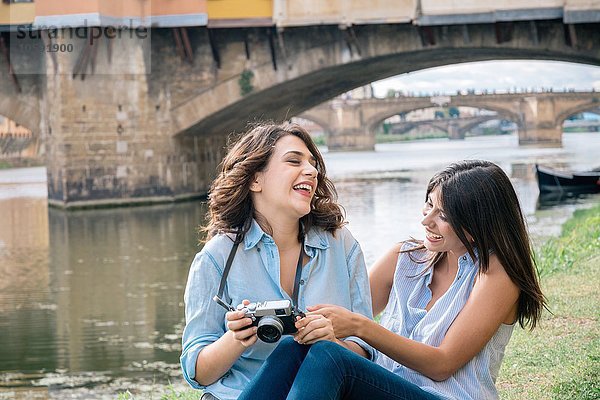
116, 384, 198, 400
0, 158, 43, 169
535, 204, 600, 276
497, 203, 600, 400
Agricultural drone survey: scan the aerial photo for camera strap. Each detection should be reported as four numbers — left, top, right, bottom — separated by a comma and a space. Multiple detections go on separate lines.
214, 234, 305, 311
291, 239, 304, 308
214, 237, 241, 308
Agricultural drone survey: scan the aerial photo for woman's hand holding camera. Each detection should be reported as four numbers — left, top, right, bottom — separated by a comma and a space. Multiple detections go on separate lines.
226, 299, 258, 348
293, 314, 338, 345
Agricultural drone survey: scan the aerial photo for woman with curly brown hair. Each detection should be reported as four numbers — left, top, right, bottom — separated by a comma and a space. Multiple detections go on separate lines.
180, 122, 373, 400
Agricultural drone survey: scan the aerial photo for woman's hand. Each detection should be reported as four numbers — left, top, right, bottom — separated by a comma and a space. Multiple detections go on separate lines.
306, 304, 361, 339
293, 314, 338, 345
226, 299, 258, 348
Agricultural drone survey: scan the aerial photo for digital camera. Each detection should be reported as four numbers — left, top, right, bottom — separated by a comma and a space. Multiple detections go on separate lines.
237, 300, 305, 343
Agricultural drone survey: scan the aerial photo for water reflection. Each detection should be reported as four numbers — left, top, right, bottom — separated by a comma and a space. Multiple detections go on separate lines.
48, 203, 205, 373
0, 197, 52, 381
536, 191, 600, 209
1, 199, 207, 396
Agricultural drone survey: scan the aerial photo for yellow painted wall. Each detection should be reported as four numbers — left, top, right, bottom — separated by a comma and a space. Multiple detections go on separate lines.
35, 0, 206, 18
208, 0, 272, 19
0, 2, 35, 25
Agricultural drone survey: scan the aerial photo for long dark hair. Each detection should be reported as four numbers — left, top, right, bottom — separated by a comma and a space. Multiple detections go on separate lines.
202, 122, 345, 242
406, 160, 546, 329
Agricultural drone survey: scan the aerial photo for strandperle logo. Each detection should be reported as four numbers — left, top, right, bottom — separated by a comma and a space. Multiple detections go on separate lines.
16, 20, 150, 43
9, 19, 152, 75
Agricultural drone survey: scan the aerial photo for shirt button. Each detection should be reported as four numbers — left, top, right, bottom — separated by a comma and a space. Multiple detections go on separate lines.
299, 279, 305, 285
256, 247, 261, 252
462, 256, 467, 260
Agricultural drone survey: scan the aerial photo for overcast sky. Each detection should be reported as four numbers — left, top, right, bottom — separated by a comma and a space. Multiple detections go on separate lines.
371, 60, 600, 97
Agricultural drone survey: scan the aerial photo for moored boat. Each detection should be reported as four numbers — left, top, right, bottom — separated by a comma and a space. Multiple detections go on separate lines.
535, 164, 600, 194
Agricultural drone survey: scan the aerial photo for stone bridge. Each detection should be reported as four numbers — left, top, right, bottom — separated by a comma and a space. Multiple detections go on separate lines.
300, 91, 600, 150
383, 115, 503, 140
1, 17, 600, 206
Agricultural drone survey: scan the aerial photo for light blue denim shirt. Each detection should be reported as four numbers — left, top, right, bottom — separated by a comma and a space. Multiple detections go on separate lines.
181, 220, 373, 400
376, 244, 514, 400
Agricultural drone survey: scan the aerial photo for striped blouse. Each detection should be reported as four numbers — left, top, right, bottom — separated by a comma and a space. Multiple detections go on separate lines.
375, 244, 515, 400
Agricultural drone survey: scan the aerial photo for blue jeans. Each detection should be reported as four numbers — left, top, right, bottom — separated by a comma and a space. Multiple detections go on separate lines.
238, 337, 442, 400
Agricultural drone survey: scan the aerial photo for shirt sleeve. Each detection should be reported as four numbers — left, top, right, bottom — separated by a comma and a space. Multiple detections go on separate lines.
180, 250, 227, 389
342, 236, 376, 360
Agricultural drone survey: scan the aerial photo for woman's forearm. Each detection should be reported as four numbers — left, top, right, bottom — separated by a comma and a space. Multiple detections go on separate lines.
194, 330, 248, 385
337, 338, 369, 358
354, 315, 452, 381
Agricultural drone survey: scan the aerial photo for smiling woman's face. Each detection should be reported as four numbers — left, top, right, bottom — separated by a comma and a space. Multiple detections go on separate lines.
250, 135, 319, 224
421, 187, 467, 256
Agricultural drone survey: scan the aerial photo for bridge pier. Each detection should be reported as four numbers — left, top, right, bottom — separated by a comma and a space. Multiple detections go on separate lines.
517, 97, 563, 147
326, 102, 375, 151
518, 126, 563, 146
327, 128, 375, 151
41, 36, 224, 209
447, 122, 465, 140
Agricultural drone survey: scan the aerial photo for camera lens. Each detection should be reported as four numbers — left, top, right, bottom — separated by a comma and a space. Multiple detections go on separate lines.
257, 316, 284, 343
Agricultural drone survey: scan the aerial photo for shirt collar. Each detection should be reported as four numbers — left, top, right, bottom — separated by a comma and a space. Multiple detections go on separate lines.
305, 226, 329, 250
243, 219, 330, 251
422, 248, 479, 283
458, 248, 479, 271
244, 219, 267, 250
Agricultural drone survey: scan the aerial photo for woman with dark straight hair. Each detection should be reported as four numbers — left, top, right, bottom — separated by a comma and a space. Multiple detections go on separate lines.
239, 160, 547, 400
180, 122, 373, 400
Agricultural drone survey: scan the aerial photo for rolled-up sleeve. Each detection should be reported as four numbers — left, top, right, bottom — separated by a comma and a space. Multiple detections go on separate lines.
343, 237, 375, 360
180, 251, 226, 389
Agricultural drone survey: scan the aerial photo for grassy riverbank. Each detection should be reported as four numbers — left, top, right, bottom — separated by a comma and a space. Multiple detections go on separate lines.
497, 203, 600, 400
0, 158, 43, 170
118, 203, 599, 400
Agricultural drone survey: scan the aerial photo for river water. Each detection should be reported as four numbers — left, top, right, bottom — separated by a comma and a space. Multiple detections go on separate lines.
1, 133, 599, 399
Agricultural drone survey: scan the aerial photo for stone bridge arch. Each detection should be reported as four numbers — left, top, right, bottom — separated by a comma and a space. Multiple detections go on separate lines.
0, 77, 40, 134
295, 111, 332, 137
171, 21, 600, 139
456, 115, 514, 137
555, 99, 600, 127
365, 104, 521, 134
0, 74, 41, 158
360, 104, 521, 144
386, 114, 511, 139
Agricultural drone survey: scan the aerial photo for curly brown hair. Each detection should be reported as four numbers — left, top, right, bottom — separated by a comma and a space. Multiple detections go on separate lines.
202, 122, 345, 242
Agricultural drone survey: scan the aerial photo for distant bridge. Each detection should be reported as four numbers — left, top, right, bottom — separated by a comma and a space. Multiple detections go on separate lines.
385, 115, 505, 139
301, 91, 600, 150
